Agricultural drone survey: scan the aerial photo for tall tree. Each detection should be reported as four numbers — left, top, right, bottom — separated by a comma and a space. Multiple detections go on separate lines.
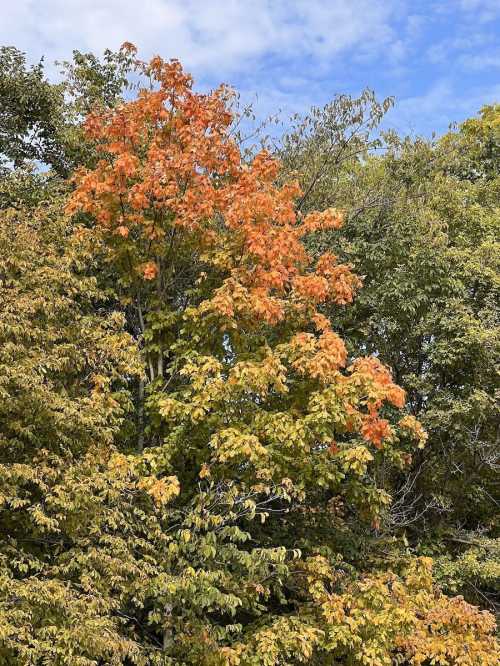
63, 52, 497, 663
0, 38, 497, 662
0, 44, 137, 177
281, 100, 500, 616
0, 175, 166, 662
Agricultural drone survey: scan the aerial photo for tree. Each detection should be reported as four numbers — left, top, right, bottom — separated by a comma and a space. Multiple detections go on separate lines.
60, 51, 498, 663
0, 44, 137, 177
0, 47, 67, 173
0, 174, 175, 664
280, 98, 499, 617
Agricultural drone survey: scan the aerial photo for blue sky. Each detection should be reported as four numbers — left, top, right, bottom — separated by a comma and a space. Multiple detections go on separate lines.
3, 1, 500, 137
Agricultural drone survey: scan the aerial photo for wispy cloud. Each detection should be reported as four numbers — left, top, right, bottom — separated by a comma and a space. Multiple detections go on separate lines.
386, 78, 500, 137
2, 1, 499, 136
459, 52, 500, 71
2, 1, 398, 76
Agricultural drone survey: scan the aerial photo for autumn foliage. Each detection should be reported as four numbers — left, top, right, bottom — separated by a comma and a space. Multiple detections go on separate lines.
68, 53, 409, 455
0, 46, 497, 665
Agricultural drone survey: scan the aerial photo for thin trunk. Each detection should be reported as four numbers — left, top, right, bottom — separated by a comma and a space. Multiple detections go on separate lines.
137, 378, 145, 453
156, 257, 164, 379
163, 604, 173, 651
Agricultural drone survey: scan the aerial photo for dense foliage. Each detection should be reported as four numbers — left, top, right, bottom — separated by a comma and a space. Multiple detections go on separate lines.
280, 97, 499, 615
0, 44, 498, 665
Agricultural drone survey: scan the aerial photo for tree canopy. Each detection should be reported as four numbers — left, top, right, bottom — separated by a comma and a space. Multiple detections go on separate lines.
0, 44, 498, 665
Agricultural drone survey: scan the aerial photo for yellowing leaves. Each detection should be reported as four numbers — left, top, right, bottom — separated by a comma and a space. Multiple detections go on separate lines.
399, 414, 428, 448
304, 557, 499, 666
107, 452, 133, 478
228, 353, 288, 396
349, 356, 406, 409
141, 261, 158, 280
51, 50, 500, 665
339, 445, 374, 476
286, 330, 347, 382
210, 428, 268, 464
199, 463, 211, 479
137, 474, 180, 505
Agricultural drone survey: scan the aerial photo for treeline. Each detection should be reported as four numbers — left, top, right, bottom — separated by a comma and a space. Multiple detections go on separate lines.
0, 44, 498, 664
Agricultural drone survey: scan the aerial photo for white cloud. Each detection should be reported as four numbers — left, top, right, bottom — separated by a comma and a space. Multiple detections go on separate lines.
459, 51, 500, 70
2, 1, 499, 138
459, 0, 500, 11
2, 0, 399, 79
386, 78, 500, 136
458, 0, 500, 23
